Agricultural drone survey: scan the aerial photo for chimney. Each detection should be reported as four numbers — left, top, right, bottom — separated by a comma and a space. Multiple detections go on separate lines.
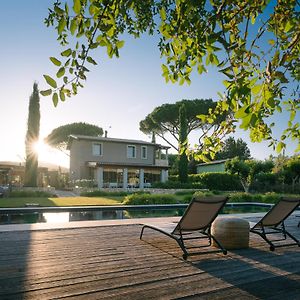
105, 130, 108, 138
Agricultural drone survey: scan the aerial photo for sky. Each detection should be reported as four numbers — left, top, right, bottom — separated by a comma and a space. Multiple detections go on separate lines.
0, 1, 298, 168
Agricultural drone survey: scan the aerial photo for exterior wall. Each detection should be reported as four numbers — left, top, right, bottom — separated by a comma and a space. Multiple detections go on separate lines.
69, 140, 90, 181
196, 162, 226, 173
69, 139, 158, 181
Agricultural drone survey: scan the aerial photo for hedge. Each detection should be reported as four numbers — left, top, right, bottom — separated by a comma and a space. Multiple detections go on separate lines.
166, 172, 243, 191
8, 190, 56, 198
123, 193, 178, 205
81, 190, 150, 197
122, 191, 296, 205
228, 192, 281, 204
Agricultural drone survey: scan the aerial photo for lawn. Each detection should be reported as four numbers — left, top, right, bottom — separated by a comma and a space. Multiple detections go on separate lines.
0, 197, 123, 208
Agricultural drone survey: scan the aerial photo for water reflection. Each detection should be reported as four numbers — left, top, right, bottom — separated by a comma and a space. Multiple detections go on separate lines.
0, 210, 126, 225
0, 205, 270, 225
70, 211, 124, 221
43, 212, 69, 223
0, 209, 183, 225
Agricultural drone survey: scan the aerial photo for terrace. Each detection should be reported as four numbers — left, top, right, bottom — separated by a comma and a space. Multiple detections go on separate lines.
0, 214, 299, 299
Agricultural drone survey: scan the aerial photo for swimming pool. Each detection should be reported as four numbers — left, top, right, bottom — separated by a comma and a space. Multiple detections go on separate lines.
0, 203, 275, 225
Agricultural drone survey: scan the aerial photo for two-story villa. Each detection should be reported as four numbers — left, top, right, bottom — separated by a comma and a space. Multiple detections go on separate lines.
68, 135, 169, 188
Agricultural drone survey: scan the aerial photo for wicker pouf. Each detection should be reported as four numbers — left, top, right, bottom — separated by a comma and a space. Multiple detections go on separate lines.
211, 217, 250, 249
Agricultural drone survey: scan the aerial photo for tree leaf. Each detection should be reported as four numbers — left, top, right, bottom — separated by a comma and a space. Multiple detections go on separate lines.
61, 48, 72, 57
276, 141, 285, 153
63, 76, 68, 84
58, 18, 66, 34
290, 110, 296, 121
235, 105, 249, 118
59, 89, 66, 102
268, 39, 275, 45
252, 84, 262, 95
240, 114, 252, 129
70, 19, 77, 35
43, 75, 57, 88
284, 21, 293, 33
86, 56, 97, 65
159, 8, 166, 21
50, 57, 61, 66
54, 6, 65, 16
73, 0, 81, 14
116, 40, 125, 49
40, 89, 52, 96
56, 67, 65, 78
52, 92, 59, 107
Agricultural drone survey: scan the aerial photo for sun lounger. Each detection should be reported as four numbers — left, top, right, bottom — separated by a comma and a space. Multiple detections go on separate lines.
250, 197, 300, 251
140, 196, 228, 259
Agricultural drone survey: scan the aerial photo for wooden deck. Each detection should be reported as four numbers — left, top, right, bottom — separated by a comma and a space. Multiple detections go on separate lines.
0, 216, 299, 299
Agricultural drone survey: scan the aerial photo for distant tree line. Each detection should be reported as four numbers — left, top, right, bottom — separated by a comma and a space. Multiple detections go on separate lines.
162, 155, 300, 194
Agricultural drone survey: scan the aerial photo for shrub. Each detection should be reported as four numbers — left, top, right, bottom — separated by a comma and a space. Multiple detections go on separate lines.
152, 181, 204, 189
193, 191, 215, 197
197, 172, 243, 191
123, 193, 178, 205
251, 172, 280, 192
228, 192, 281, 204
263, 192, 281, 203
80, 189, 151, 197
74, 179, 96, 188
168, 175, 179, 182
228, 192, 262, 203
9, 190, 56, 198
174, 189, 199, 195
81, 190, 129, 197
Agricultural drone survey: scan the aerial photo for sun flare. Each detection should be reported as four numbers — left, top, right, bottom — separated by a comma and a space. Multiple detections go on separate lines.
33, 140, 49, 156
32, 139, 69, 167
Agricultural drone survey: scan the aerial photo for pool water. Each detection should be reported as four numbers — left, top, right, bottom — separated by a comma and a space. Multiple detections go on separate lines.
0, 204, 271, 225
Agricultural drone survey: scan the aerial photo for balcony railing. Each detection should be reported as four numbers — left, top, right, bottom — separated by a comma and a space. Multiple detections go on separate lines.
155, 159, 169, 167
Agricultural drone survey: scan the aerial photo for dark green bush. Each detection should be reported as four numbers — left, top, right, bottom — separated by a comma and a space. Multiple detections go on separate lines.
124, 208, 186, 219
193, 191, 215, 197
196, 172, 243, 191
182, 191, 223, 203
251, 172, 280, 192
168, 175, 179, 182
80, 190, 151, 197
9, 190, 56, 198
123, 193, 178, 205
81, 190, 129, 197
182, 194, 194, 203
228, 192, 281, 204
229, 192, 262, 203
262, 192, 281, 203
152, 181, 204, 189
168, 172, 243, 191
174, 190, 199, 195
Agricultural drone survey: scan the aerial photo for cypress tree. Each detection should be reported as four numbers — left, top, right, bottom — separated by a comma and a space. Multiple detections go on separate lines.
178, 104, 188, 183
24, 82, 40, 187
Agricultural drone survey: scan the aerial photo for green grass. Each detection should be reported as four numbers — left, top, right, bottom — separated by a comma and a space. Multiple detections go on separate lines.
0, 197, 123, 208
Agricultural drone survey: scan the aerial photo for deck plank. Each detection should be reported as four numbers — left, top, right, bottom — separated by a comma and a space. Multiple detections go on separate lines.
0, 217, 299, 299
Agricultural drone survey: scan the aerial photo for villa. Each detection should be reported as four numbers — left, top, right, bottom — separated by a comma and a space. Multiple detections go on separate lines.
67, 134, 170, 188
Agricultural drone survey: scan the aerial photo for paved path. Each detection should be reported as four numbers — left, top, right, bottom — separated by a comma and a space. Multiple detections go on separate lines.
53, 190, 79, 197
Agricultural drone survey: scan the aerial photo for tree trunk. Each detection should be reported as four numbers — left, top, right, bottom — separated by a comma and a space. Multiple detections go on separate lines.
178, 104, 188, 183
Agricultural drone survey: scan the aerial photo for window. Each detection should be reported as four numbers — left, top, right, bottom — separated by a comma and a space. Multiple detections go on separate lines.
141, 146, 147, 159
127, 145, 136, 158
92, 143, 102, 156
